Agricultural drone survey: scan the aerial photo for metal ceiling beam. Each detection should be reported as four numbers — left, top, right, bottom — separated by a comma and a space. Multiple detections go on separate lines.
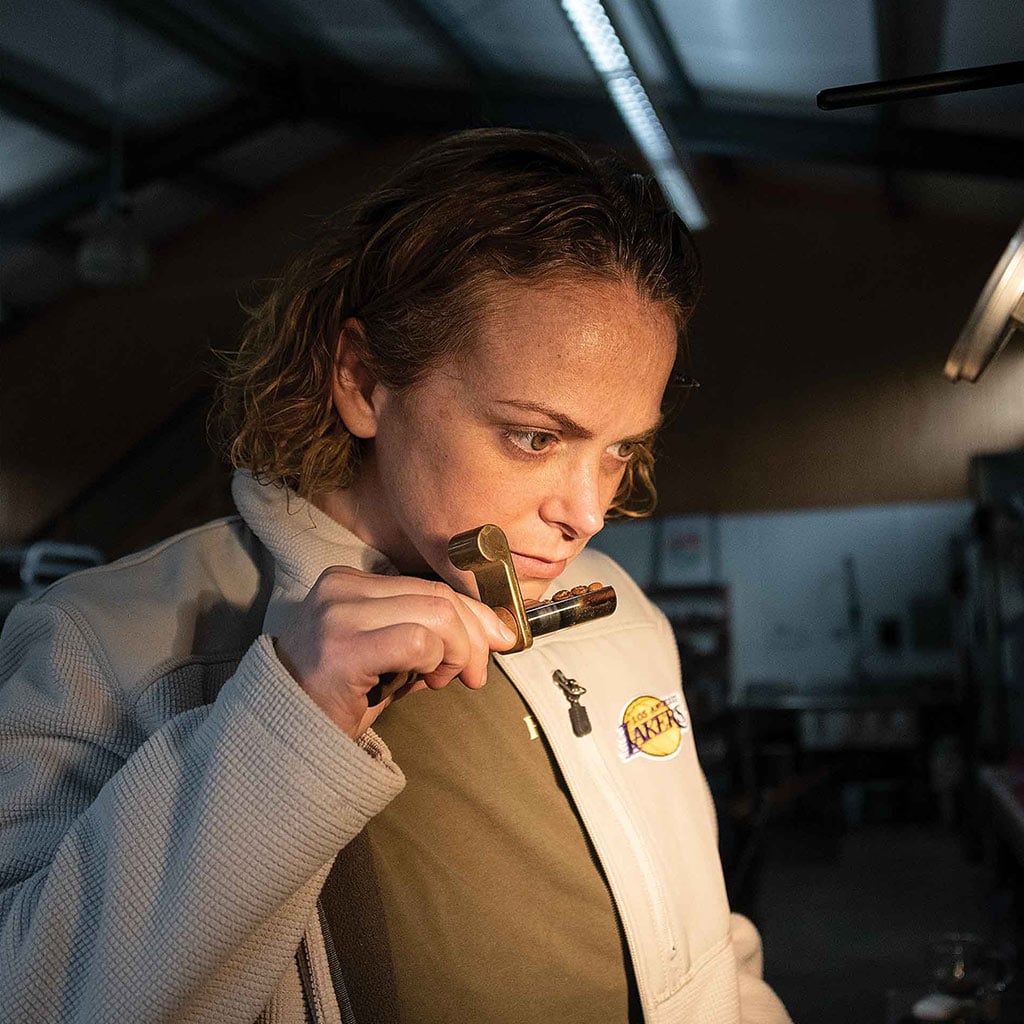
872, 0, 946, 212
95, 0, 439, 125
84, 0, 279, 93
0, 72, 484, 243
196, 0, 489, 123
664, 103, 1024, 178
201, 0, 486, 100
199, 0, 354, 71
0, 45, 256, 211
625, 0, 701, 108
0, 95, 285, 241
874, 0, 946, 83
95, 0, 487, 135
383, 0, 491, 83
83, 0, 437, 194
0, 47, 111, 152
5, 78, 1024, 243
494, 85, 1024, 181
874, 0, 911, 212
0, 65, 478, 241
197, 0, 381, 104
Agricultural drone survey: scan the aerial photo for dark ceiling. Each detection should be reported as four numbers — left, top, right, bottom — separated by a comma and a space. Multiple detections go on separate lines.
2, 0, 1023, 323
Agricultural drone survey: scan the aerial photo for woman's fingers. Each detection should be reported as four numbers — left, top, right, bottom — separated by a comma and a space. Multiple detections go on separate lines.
275, 566, 516, 738
450, 589, 519, 652
318, 567, 517, 652
350, 600, 475, 690
338, 594, 491, 689
351, 622, 447, 685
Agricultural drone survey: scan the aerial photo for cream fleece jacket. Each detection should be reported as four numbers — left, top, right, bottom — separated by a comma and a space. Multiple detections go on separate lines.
0, 472, 790, 1024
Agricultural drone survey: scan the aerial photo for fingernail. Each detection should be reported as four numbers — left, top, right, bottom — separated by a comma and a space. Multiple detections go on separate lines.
500, 624, 517, 644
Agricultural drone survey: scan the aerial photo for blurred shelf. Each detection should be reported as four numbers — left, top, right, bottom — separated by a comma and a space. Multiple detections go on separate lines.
668, 614, 728, 630
646, 584, 728, 599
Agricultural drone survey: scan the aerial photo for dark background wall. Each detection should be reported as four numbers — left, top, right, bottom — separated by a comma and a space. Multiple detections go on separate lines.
1, 135, 422, 551
658, 165, 1024, 512
2, 140, 1022, 555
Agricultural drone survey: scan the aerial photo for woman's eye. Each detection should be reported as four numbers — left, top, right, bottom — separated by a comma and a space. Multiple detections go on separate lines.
609, 441, 638, 461
507, 430, 558, 454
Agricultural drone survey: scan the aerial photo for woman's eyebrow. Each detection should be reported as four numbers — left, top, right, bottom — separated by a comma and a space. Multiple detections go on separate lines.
494, 399, 590, 436
623, 426, 661, 445
493, 399, 663, 440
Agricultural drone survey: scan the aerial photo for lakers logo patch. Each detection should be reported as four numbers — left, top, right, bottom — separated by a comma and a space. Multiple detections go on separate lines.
617, 694, 689, 762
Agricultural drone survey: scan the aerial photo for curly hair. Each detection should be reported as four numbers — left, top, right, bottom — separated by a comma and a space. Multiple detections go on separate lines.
217, 128, 701, 518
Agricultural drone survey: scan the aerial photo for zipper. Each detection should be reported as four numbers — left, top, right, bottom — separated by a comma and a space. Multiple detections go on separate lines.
549, 663, 679, 965
317, 901, 357, 1024
556, 718, 680, 1007
553, 669, 592, 736
581, 728, 681, 955
500, 650, 682, 1009
297, 931, 325, 1024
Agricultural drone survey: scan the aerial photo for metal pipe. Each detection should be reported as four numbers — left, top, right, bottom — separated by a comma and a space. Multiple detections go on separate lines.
817, 59, 1024, 110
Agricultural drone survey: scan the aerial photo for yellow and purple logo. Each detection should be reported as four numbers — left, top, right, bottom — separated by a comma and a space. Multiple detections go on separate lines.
617, 694, 689, 762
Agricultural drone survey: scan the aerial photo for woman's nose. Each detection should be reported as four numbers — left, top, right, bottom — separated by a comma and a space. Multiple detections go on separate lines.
540, 461, 606, 542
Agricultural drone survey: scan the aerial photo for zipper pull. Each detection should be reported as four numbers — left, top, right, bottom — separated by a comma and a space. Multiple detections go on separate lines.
553, 669, 592, 737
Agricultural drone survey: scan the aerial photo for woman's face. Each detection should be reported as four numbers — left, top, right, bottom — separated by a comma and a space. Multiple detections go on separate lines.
341, 275, 678, 601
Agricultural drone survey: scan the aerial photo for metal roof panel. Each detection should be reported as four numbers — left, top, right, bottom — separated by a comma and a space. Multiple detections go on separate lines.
656, 0, 877, 101
200, 121, 348, 191
0, 0, 236, 130
0, 113, 97, 205
438, 0, 598, 83
283, 0, 458, 79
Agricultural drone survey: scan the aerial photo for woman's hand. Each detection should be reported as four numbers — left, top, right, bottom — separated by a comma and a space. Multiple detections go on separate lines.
273, 566, 518, 738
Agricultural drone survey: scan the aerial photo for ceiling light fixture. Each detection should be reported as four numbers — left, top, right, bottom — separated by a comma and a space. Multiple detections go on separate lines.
560, 0, 708, 230
76, 11, 149, 288
945, 219, 1024, 383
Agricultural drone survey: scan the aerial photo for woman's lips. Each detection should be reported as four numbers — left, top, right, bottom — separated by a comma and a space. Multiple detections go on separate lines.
511, 552, 568, 580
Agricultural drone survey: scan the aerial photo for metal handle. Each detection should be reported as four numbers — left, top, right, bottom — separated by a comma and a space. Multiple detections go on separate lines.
366, 525, 617, 707
447, 524, 532, 652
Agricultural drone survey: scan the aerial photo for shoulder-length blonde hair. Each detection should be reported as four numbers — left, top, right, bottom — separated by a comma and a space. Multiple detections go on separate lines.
218, 128, 701, 517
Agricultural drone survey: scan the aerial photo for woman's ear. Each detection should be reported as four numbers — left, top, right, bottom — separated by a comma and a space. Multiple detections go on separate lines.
332, 319, 381, 439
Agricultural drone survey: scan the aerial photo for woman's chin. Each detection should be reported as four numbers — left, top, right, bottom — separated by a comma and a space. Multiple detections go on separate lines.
438, 557, 562, 604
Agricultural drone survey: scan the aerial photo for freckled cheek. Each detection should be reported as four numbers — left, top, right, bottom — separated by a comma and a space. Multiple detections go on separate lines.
598, 457, 629, 496
463, 463, 551, 527
418, 445, 512, 531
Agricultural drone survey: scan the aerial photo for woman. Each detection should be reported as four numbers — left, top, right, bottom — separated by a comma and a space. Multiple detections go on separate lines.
0, 129, 790, 1023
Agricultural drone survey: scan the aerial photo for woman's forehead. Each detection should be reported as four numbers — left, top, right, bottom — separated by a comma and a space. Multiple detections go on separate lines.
424, 276, 677, 423
467, 275, 676, 363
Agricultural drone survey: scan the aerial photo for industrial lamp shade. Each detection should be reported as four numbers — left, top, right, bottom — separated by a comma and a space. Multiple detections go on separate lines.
76, 204, 150, 287
945, 219, 1024, 383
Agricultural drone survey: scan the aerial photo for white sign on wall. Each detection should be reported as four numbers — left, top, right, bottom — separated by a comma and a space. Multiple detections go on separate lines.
655, 515, 719, 585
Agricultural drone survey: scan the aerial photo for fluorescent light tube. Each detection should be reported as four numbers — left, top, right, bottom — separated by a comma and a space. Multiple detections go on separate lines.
561, 0, 708, 229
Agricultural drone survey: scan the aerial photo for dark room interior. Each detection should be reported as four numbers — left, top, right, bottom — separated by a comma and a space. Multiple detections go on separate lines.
2, 2, 1024, 1023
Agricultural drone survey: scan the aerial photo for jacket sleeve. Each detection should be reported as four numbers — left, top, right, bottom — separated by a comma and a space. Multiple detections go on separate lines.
0, 597, 405, 1024
729, 912, 794, 1023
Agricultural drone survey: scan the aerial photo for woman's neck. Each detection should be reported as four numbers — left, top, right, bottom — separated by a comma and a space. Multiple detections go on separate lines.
313, 474, 431, 577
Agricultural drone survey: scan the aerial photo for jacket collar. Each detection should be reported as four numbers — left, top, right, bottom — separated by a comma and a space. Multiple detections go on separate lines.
231, 470, 398, 590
